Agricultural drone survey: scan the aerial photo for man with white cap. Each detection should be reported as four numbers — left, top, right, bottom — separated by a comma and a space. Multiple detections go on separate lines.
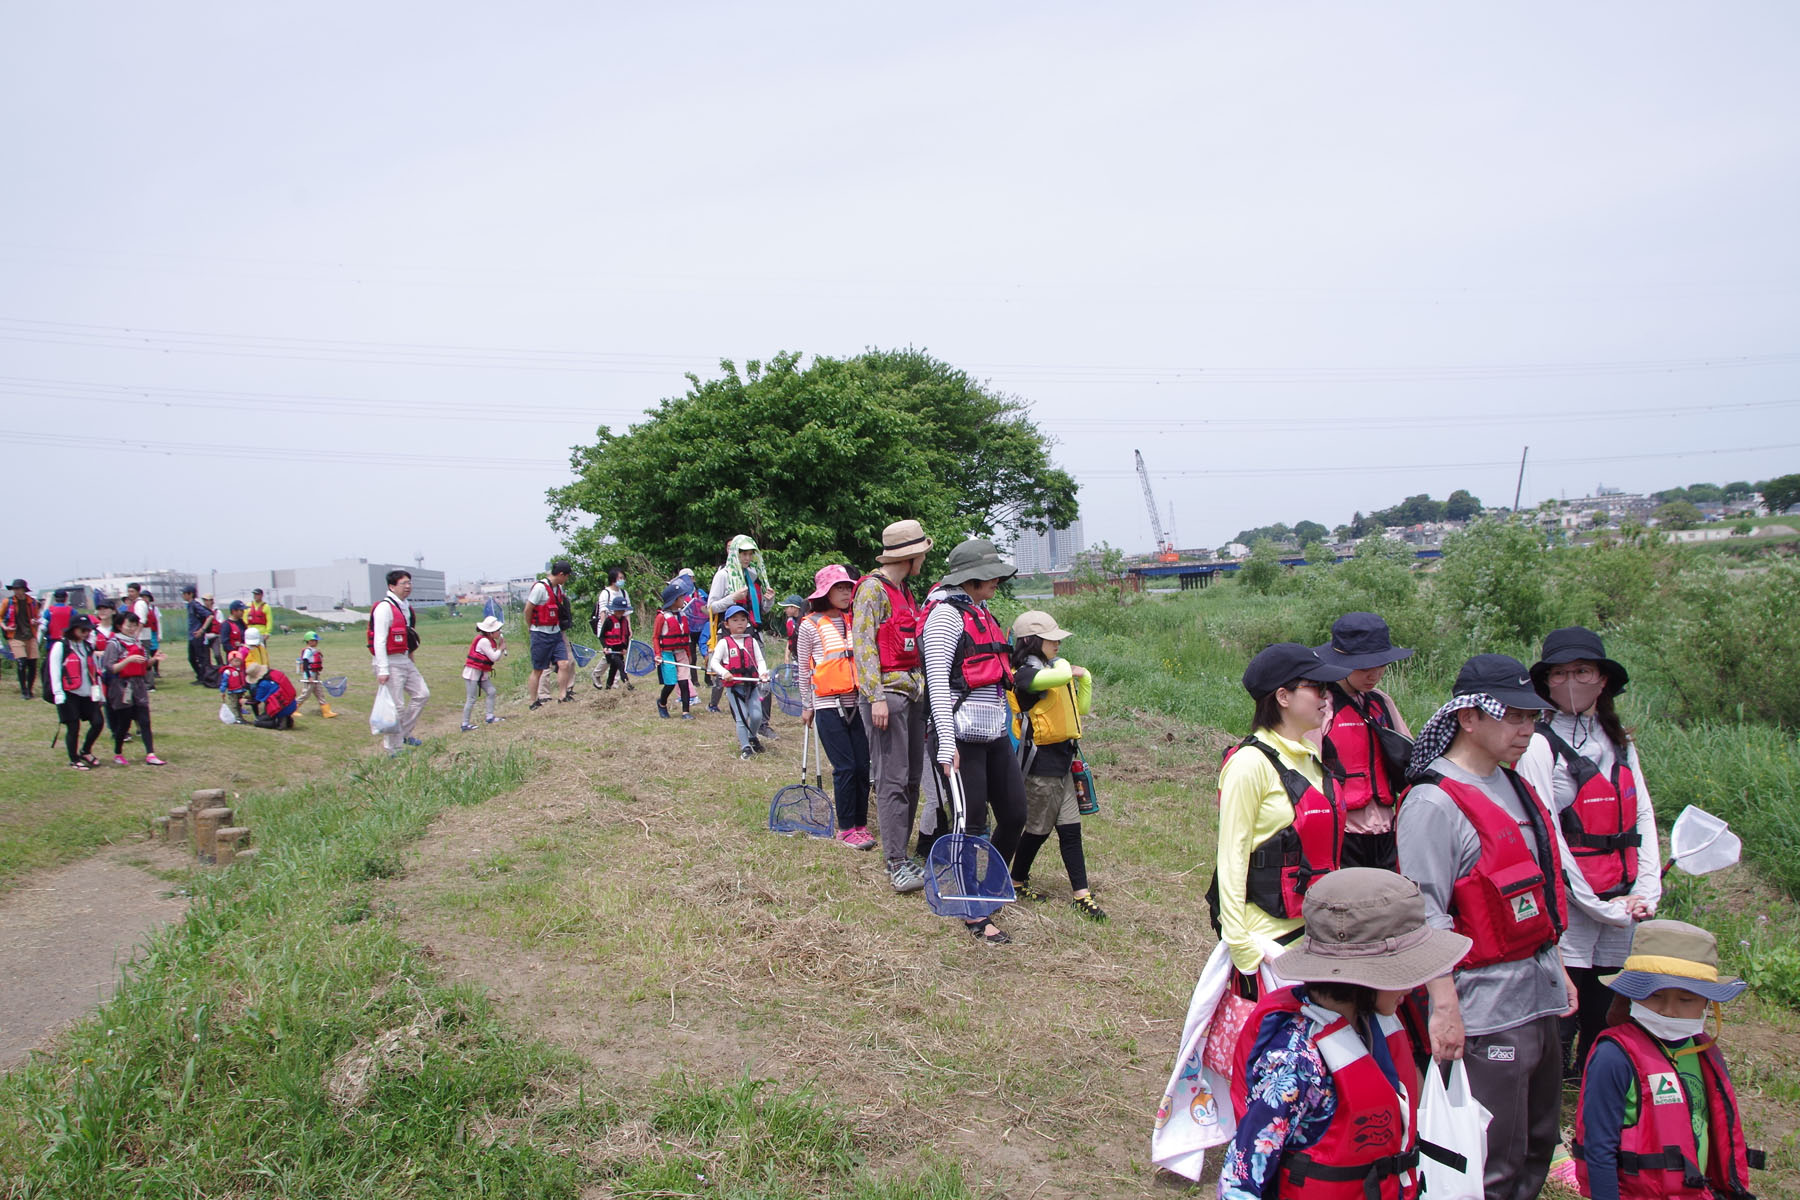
1397, 654, 1579, 1200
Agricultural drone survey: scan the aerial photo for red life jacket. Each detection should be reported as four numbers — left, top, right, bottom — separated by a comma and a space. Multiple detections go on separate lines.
2, 595, 37, 636
1537, 725, 1642, 899
718, 635, 760, 679
926, 593, 1012, 707
224, 618, 244, 649
115, 643, 149, 677
653, 611, 689, 652
1574, 1022, 1758, 1200
1321, 687, 1404, 811
529, 581, 567, 628
59, 644, 92, 692
1418, 769, 1566, 970
246, 604, 268, 627
46, 604, 74, 641
600, 615, 630, 649
299, 646, 323, 674
858, 574, 922, 673
1230, 987, 1419, 1200
144, 604, 160, 634
221, 663, 247, 691
262, 670, 297, 712
465, 636, 497, 673
366, 598, 411, 656
1223, 736, 1344, 920
91, 626, 112, 654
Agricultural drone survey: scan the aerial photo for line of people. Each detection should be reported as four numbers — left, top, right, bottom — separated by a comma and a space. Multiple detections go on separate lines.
1157, 614, 1748, 1200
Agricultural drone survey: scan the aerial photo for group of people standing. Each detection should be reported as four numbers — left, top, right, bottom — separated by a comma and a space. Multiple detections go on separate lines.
1160, 614, 1750, 1200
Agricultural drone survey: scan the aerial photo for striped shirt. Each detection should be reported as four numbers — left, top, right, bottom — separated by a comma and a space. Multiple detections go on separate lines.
921, 587, 1008, 764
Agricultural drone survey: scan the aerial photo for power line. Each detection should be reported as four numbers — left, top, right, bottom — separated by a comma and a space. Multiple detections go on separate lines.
1071, 442, 1800, 479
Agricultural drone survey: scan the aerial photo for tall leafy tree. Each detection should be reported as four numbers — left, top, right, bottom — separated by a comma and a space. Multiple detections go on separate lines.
546, 349, 1078, 592
1760, 474, 1800, 514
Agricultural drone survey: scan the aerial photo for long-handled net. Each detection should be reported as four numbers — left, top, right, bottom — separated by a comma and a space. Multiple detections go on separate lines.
769, 662, 802, 717
768, 722, 834, 838
569, 642, 597, 667
323, 675, 349, 697
625, 640, 655, 676
924, 768, 1016, 919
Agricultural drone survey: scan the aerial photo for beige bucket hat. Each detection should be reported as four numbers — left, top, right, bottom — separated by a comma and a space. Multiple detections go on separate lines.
1272, 869, 1471, 990
877, 519, 934, 563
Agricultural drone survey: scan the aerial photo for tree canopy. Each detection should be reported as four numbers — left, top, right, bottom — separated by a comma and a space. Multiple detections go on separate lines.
546, 349, 1079, 593
1761, 474, 1800, 515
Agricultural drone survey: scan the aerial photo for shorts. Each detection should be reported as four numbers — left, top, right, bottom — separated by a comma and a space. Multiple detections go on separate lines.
529, 630, 568, 670
1023, 772, 1080, 836
5, 638, 39, 661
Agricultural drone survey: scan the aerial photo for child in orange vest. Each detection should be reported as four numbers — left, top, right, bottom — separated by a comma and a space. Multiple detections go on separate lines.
798, 566, 871, 844
654, 583, 696, 719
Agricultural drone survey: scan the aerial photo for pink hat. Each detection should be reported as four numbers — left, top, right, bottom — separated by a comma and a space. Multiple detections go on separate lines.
808, 564, 855, 601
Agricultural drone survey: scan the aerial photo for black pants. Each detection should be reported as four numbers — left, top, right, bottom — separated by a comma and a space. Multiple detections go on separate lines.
253, 704, 295, 730
1341, 829, 1398, 871
814, 705, 871, 830
110, 701, 154, 755
188, 638, 211, 684
1564, 964, 1624, 1076
948, 736, 1027, 861
603, 650, 627, 688
59, 696, 103, 762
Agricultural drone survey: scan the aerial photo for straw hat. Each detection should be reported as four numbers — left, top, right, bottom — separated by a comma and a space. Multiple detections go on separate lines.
477, 615, 504, 633
1271, 869, 1471, 990
1602, 920, 1746, 1002
876, 519, 933, 563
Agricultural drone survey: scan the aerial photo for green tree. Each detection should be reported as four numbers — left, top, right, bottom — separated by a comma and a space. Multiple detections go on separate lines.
1074, 541, 1131, 605
1233, 522, 1294, 546
1761, 473, 1800, 514
546, 350, 1078, 592
1653, 500, 1703, 531
1683, 482, 1725, 504
1433, 519, 1550, 651
1300, 539, 1332, 566
1236, 538, 1289, 594
1723, 480, 1754, 501
1445, 489, 1482, 520
1293, 520, 1329, 545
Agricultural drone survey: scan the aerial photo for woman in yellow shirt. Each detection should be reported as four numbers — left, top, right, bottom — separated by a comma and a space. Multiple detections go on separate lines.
1212, 643, 1351, 987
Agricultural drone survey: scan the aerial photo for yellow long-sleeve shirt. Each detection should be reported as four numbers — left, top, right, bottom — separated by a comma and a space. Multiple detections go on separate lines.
1214, 728, 1325, 973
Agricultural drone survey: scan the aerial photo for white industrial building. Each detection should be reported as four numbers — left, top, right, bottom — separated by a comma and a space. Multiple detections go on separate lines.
1008, 520, 1085, 574
212, 558, 447, 610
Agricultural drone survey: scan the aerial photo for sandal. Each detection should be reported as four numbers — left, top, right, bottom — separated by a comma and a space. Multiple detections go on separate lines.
80, 753, 101, 767
964, 918, 1011, 945
1012, 881, 1049, 903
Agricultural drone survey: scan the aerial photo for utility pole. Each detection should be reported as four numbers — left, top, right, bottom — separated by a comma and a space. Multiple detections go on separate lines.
1512, 446, 1529, 513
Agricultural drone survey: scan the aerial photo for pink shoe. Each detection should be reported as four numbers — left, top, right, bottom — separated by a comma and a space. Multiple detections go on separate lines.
837, 827, 876, 851
113, 755, 129, 767
144, 754, 167, 766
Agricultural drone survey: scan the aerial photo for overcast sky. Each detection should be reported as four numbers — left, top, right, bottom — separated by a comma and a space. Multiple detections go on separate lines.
4, 3, 1797, 588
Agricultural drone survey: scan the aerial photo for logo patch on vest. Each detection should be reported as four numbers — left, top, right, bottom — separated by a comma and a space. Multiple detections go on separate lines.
1648, 1072, 1685, 1106
1511, 893, 1540, 921
1486, 1044, 1515, 1062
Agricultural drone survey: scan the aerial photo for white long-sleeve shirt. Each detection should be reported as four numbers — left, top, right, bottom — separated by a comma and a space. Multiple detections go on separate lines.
48, 640, 101, 705
461, 635, 504, 681
370, 591, 413, 675
707, 632, 768, 683
1516, 712, 1661, 968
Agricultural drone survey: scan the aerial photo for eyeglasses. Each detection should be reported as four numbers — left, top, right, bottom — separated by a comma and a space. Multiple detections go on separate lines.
1489, 707, 1538, 726
1546, 664, 1601, 684
1288, 680, 1329, 695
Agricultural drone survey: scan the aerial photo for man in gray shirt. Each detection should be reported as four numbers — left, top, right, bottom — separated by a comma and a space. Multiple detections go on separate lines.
1397, 654, 1578, 1200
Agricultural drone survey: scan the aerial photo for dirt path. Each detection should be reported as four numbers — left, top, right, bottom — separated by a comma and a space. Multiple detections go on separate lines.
0, 842, 190, 1070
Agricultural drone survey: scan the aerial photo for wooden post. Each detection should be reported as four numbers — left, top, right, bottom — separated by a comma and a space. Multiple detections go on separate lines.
168, 807, 188, 845
234, 848, 259, 866
193, 807, 233, 865
154, 815, 170, 841
215, 827, 250, 866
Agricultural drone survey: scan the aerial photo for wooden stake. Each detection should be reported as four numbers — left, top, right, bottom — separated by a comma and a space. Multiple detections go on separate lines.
215, 827, 250, 866
194, 807, 233, 864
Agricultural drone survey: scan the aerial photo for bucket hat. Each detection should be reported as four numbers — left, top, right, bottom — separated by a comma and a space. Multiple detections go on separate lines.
1272, 869, 1471, 990
1314, 612, 1413, 670
245, 628, 264, 646
246, 662, 268, 682
781, 594, 805, 610
7, 579, 26, 590
477, 615, 504, 633
1530, 626, 1628, 700
67, 615, 92, 634
940, 538, 1016, 586
607, 596, 631, 613
659, 582, 686, 608
1012, 610, 1073, 641
877, 519, 933, 563
1241, 642, 1352, 701
809, 564, 855, 601
1601, 920, 1746, 1003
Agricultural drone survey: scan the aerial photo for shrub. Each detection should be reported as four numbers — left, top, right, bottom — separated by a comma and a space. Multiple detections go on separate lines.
1430, 519, 1550, 655
1235, 539, 1291, 595
1624, 559, 1800, 727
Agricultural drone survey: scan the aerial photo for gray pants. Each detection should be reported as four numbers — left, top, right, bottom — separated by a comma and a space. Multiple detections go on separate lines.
861, 691, 925, 867
1462, 1014, 1562, 1200
463, 675, 497, 724
376, 654, 430, 752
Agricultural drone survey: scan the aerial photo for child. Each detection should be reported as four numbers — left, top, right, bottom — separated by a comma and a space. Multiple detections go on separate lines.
296, 631, 338, 718
797, 567, 872, 847
49, 616, 105, 769
461, 615, 506, 730
708, 604, 769, 758
219, 648, 250, 723
1574, 920, 1759, 1200
781, 595, 804, 665
102, 612, 165, 765
654, 582, 696, 719
1008, 610, 1104, 919
599, 596, 633, 691
245, 662, 299, 729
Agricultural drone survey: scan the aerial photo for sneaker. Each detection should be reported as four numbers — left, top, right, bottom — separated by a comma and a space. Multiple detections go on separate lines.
461, 723, 478, 732
889, 861, 926, 894
680, 711, 695, 720
740, 747, 756, 760
529, 699, 546, 710
486, 715, 504, 724
707, 704, 721, 714
657, 703, 671, 719
1072, 894, 1108, 922
1013, 881, 1050, 903
113, 755, 129, 767
837, 827, 876, 851
750, 739, 765, 754
403, 737, 424, 747
144, 754, 166, 766
758, 723, 780, 740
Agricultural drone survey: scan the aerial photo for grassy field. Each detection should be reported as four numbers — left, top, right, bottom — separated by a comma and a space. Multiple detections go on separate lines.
2, 583, 1799, 1197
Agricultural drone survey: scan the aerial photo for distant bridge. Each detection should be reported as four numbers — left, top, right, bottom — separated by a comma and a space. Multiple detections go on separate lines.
1129, 548, 1444, 590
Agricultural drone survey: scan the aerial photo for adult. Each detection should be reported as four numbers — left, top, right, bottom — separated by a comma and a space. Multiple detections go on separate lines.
243, 589, 273, 666
3, 578, 39, 699
101, 611, 165, 765
1312, 612, 1415, 871
921, 537, 1024, 945
246, 662, 300, 729
138, 590, 162, 687
707, 537, 776, 738
594, 568, 630, 630
1516, 627, 1658, 1079
38, 589, 76, 700
49, 615, 104, 769
853, 519, 933, 893
525, 559, 576, 709
1211, 643, 1351, 987
370, 568, 428, 754
183, 586, 216, 685
797, 564, 873, 849
1222, 869, 1470, 1200
1396, 654, 1578, 1200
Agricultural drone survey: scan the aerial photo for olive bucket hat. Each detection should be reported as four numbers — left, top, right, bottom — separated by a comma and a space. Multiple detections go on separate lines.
939, 538, 1016, 586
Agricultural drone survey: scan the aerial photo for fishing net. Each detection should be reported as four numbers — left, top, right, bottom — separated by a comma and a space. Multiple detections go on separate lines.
482, 597, 504, 621
768, 723, 835, 838
569, 642, 597, 667
323, 675, 349, 697
625, 640, 654, 676
923, 770, 1016, 919
769, 663, 802, 717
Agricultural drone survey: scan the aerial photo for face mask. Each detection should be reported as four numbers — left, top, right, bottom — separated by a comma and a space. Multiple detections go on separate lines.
1553, 676, 1604, 716
1630, 1000, 1706, 1042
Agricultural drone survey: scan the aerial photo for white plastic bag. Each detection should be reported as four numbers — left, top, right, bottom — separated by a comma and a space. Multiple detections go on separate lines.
1417, 1059, 1491, 1200
218, 702, 238, 725
369, 685, 399, 735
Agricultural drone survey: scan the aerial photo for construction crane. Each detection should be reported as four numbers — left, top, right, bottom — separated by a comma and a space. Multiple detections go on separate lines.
1134, 450, 1180, 562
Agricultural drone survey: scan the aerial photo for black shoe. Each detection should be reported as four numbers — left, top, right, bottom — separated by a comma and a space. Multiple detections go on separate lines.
657, 703, 670, 719
529, 699, 546, 710
750, 739, 766, 754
